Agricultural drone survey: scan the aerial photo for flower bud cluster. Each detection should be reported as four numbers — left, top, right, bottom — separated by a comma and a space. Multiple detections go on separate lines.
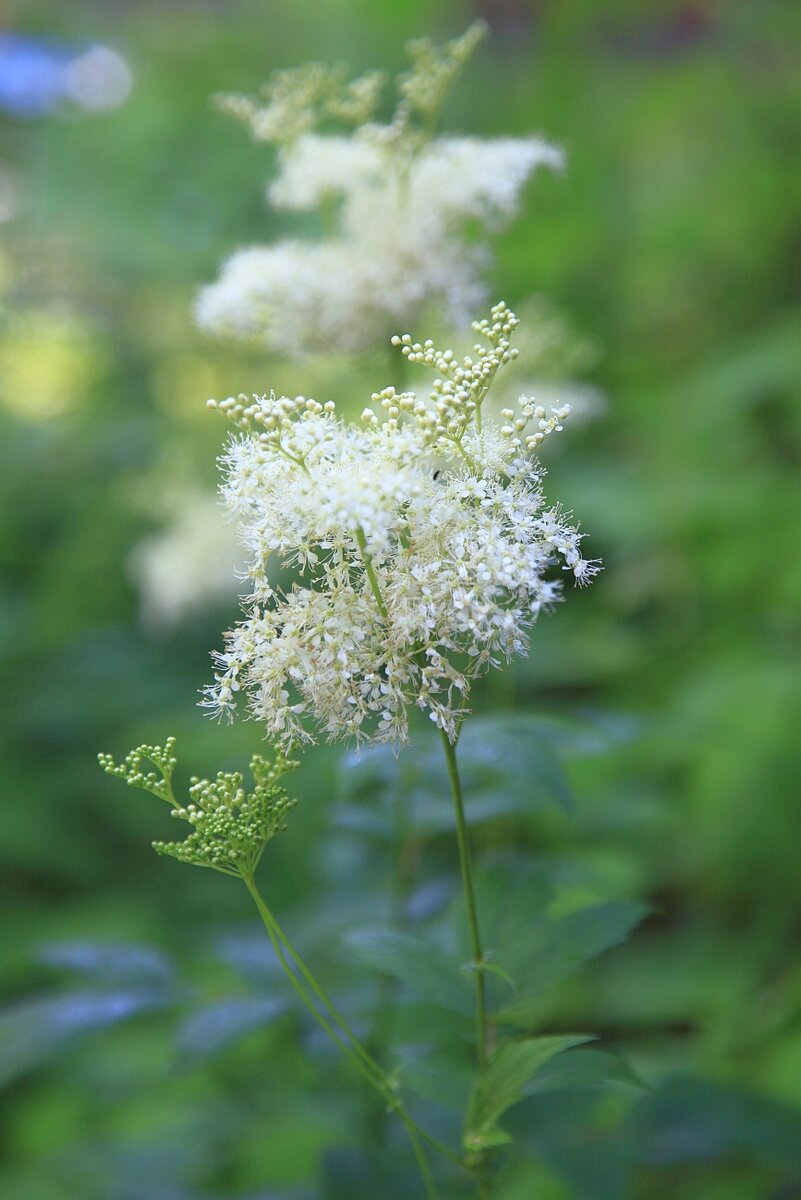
98, 738, 177, 801
389, 301, 521, 454
99, 741, 299, 877
213, 63, 385, 147
203, 306, 600, 748
397, 21, 487, 121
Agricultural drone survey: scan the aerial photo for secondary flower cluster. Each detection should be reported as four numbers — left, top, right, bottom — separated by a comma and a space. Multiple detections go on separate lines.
203, 304, 599, 748
98, 738, 299, 877
196, 24, 563, 358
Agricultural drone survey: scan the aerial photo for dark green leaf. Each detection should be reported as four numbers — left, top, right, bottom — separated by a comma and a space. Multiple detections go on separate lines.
0, 989, 169, 1088
497, 902, 648, 1027
176, 996, 287, 1061
336, 714, 574, 839
525, 1046, 644, 1095
397, 1043, 474, 1112
36, 940, 174, 986
344, 928, 473, 1015
465, 1035, 592, 1151
633, 1077, 801, 1170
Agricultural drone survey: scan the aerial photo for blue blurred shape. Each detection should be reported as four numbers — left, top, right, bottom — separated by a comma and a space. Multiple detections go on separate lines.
0, 33, 132, 116
0, 33, 69, 116
177, 995, 287, 1061
215, 932, 281, 982
36, 938, 174, 985
0, 988, 169, 1087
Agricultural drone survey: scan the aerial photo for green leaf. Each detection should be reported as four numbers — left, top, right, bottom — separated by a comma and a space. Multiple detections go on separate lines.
448, 715, 574, 818
633, 1077, 801, 1171
497, 901, 648, 1028
525, 1046, 645, 1094
470, 857, 553, 965
336, 714, 574, 839
36, 939, 174, 987
176, 996, 287, 1061
397, 1042, 474, 1111
0, 989, 169, 1089
465, 1035, 593, 1151
344, 928, 473, 1015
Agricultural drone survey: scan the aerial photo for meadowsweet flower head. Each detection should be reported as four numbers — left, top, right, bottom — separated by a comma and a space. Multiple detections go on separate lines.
127, 486, 241, 629
203, 304, 599, 749
98, 739, 299, 877
196, 25, 563, 357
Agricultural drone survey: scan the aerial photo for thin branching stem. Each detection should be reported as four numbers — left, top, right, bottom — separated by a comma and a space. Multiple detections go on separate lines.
241, 872, 464, 1191
355, 527, 389, 619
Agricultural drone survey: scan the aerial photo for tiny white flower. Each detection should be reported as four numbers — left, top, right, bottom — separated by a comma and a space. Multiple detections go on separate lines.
202, 305, 599, 747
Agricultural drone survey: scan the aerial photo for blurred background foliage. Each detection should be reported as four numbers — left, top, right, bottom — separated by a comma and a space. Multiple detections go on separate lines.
1, 0, 800, 1197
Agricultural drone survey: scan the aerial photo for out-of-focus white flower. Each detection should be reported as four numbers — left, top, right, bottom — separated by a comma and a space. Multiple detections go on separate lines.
197, 25, 563, 357
128, 490, 242, 630
202, 304, 599, 748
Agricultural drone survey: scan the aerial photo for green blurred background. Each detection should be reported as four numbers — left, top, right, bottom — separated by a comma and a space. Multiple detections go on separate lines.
1, 1, 800, 1197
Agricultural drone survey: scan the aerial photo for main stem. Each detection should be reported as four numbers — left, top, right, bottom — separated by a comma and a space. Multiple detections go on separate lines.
439, 729, 488, 1070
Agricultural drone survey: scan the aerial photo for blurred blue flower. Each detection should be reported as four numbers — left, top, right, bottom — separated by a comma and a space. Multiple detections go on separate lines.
0, 33, 132, 117
0, 33, 68, 116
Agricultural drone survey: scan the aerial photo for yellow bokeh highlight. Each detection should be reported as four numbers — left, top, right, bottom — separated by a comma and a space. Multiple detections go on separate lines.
0, 310, 106, 421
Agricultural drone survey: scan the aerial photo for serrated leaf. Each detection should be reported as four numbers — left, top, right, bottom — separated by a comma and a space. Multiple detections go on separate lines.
345, 928, 473, 1015
465, 1034, 592, 1150
497, 901, 648, 1027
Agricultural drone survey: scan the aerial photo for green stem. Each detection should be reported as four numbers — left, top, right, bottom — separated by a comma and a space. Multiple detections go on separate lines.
452, 438, 478, 473
256, 887, 381, 1085
401, 1113, 439, 1200
355, 527, 389, 620
263, 894, 460, 1167
439, 729, 488, 1070
276, 443, 310, 475
241, 873, 463, 1190
242, 874, 384, 1091
364, 793, 416, 1145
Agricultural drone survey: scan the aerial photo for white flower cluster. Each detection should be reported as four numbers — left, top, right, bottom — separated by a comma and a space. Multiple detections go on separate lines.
196, 25, 563, 357
127, 488, 242, 630
203, 304, 599, 748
